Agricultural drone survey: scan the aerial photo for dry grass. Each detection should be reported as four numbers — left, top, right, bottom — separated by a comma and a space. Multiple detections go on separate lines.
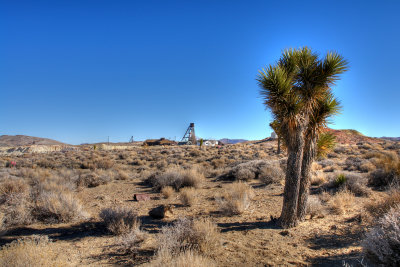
311, 172, 327, 186
149, 250, 216, 267
161, 186, 175, 199
306, 196, 325, 218
368, 151, 400, 188
156, 217, 220, 259
33, 191, 88, 223
216, 182, 254, 215
0, 235, 68, 267
118, 227, 148, 254
100, 207, 139, 235
365, 190, 400, 219
328, 189, 355, 215
180, 187, 198, 206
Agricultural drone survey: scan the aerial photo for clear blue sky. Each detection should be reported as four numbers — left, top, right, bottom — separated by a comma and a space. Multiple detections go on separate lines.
1, 0, 399, 144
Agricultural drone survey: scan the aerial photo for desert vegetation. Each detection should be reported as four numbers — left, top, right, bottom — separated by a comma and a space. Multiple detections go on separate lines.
0, 132, 399, 265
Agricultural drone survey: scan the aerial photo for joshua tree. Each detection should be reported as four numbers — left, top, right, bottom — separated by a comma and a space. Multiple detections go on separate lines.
258, 47, 347, 228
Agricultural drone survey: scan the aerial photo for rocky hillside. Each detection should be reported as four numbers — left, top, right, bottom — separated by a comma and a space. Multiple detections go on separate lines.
0, 135, 66, 147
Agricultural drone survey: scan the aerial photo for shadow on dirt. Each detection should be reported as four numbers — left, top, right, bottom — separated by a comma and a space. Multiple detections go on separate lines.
217, 219, 279, 233
0, 221, 106, 246
309, 251, 364, 267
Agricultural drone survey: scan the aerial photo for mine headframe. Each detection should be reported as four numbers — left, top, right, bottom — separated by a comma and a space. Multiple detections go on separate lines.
178, 123, 197, 145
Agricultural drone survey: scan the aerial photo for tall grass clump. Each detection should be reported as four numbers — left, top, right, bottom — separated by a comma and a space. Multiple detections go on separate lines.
0, 235, 67, 267
100, 207, 139, 235
216, 182, 254, 215
156, 217, 220, 259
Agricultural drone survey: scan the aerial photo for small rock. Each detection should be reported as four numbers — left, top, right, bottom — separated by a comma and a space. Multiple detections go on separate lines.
149, 205, 174, 219
134, 193, 151, 202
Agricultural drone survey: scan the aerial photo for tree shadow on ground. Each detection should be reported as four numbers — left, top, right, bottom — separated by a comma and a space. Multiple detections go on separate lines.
0, 221, 106, 246
217, 219, 280, 233
139, 215, 172, 234
90, 247, 155, 267
305, 227, 364, 250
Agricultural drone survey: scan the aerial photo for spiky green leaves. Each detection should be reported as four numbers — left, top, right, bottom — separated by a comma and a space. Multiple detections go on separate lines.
317, 132, 337, 159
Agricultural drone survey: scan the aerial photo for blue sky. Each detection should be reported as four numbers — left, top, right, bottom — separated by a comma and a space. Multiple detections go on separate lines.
1, 0, 399, 144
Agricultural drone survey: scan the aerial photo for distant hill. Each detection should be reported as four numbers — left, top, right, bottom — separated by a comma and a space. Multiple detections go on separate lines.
219, 138, 248, 145
322, 129, 382, 144
0, 135, 67, 147
380, 137, 400, 142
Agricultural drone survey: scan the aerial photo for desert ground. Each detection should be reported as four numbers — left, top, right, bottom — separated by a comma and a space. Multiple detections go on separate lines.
0, 131, 399, 266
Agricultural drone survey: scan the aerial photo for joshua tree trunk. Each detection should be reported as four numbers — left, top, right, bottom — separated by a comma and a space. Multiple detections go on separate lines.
296, 136, 317, 221
279, 127, 305, 228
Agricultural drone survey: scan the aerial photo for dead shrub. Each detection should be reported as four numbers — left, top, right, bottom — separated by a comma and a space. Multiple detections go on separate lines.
150, 250, 216, 267
311, 172, 327, 186
211, 158, 225, 169
306, 196, 325, 218
119, 227, 148, 255
76, 172, 110, 188
0, 235, 67, 267
100, 207, 139, 235
365, 190, 400, 219
161, 186, 175, 199
180, 187, 198, 206
216, 182, 254, 215
147, 168, 204, 191
362, 206, 400, 266
368, 152, 400, 188
259, 164, 285, 185
328, 189, 355, 215
0, 178, 32, 227
95, 159, 115, 169
359, 161, 376, 173
325, 172, 370, 197
117, 170, 130, 180
156, 217, 220, 258
33, 191, 88, 223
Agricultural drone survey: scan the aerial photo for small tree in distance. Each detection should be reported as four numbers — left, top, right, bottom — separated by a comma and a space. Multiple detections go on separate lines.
258, 47, 347, 228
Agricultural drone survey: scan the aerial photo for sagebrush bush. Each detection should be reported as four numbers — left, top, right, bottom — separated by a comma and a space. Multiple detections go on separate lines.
147, 168, 204, 191
76, 172, 110, 188
259, 164, 285, 185
0, 235, 67, 267
216, 182, 254, 215
326, 172, 370, 197
100, 207, 139, 235
220, 160, 283, 183
362, 206, 400, 266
